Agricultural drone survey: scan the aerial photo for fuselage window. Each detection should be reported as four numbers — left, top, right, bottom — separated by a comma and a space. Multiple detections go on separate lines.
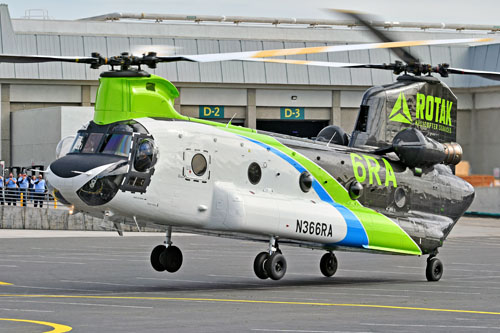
191, 153, 207, 177
248, 162, 262, 185
81, 133, 104, 153
101, 134, 132, 157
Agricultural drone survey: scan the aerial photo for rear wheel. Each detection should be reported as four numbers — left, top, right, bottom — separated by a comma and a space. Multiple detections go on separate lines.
320, 252, 338, 277
160, 246, 183, 273
426, 257, 443, 282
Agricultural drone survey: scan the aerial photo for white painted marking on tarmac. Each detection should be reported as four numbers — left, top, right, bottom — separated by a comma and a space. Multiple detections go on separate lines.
136, 277, 261, 286
5, 299, 153, 309
208, 274, 254, 279
361, 323, 500, 330
9, 285, 111, 293
0, 258, 85, 265
0, 307, 53, 313
60, 280, 147, 287
252, 329, 370, 333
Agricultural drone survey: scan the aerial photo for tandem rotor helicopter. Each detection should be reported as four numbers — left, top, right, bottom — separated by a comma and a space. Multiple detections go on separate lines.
4, 11, 500, 282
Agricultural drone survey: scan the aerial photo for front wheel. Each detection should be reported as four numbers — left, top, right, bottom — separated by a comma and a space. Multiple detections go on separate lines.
264, 252, 287, 281
160, 245, 183, 273
253, 252, 270, 279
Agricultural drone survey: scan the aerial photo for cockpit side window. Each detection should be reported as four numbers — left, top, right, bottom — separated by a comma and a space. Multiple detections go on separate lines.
69, 132, 88, 153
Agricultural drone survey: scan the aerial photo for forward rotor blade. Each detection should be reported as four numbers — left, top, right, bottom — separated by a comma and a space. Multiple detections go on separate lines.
0, 54, 97, 64
331, 9, 419, 64
245, 58, 377, 68
447, 67, 500, 81
158, 37, 493, 63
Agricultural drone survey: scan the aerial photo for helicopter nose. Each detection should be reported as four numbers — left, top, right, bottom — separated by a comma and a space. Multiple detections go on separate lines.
49, 154, 127, 178
46, 156, 128, 207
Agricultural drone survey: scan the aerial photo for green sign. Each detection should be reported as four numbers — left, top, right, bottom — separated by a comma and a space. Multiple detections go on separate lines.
280, 107, 305, 120
199, 105, 224, 119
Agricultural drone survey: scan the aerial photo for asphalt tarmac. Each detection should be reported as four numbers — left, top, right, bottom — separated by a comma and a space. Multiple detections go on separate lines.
0, 217, 499, 332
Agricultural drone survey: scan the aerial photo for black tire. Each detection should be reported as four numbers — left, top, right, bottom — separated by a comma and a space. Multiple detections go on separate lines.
320, 252, 338, 277
426, 257, 443, 282
253, 252, 269, 279
264, 252, 287, 281
160, 245, 183, 273
150, 245, 166, 272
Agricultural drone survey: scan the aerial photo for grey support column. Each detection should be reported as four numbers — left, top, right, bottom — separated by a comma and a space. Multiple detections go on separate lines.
0, 84, 10, 165
331, 90, 341, 126
81, 85, 91, 106
246, 88, 256, 129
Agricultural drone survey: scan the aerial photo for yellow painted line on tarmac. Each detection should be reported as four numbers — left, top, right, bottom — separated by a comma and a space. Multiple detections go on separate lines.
0, 294, 499, 316
0, 318, 72, 333
0, 281, 12, 285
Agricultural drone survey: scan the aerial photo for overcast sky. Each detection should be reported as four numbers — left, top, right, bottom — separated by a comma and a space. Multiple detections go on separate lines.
3, 0, 500, 26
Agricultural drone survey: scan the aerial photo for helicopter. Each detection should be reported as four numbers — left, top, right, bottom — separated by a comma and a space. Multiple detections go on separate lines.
4, 12, 500, 282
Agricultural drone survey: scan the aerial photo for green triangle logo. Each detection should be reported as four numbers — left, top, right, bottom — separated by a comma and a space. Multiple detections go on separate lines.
389, 92, 412, 124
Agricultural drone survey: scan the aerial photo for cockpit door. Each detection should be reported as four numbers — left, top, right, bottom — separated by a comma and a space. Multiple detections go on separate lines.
120, 133, 157, 193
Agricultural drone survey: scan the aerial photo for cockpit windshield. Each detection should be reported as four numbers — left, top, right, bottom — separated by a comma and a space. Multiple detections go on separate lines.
69, 129, 132, 157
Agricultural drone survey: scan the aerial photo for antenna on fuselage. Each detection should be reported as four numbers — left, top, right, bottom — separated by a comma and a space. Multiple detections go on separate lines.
226, 113, 237, 128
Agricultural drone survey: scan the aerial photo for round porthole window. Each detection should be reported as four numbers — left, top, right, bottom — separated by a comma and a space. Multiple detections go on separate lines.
248, 162, 262, 185
191, 153, 207, 176
299, 171, 313, 192
394, 187, 407, 208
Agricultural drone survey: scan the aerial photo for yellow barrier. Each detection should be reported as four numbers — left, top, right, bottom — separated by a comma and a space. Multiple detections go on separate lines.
20, 192, 23, 207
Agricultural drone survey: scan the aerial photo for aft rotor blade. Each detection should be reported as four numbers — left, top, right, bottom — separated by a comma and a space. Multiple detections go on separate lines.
447, 67, 500, 81
245, 58, 383, 69
331, 9, 419, 64
0, 54, 97, 64
158, 37, 493, 63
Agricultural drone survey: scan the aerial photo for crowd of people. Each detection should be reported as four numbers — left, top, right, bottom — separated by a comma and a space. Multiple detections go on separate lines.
0, 173, 47, 207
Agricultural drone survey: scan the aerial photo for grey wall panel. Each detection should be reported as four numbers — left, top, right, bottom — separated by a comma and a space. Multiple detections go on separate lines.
219, 40, 244, 83
368, 48, 393, 86
349, 49, 371, 86
151, 38, 178, 82
263, 41, 287, 84
197, 39, 222, 83
175, 39, 200, 82
180, 88, 247, 105
15, 34, 38, 79
468, 45, 488, 87
328, 44, 351, 85
241, 40, 266, 84
305, 42, 330, 85
449, 46, 470, 88
10, 84, 81, 103
480, 44, 500, 87
83, 36, 108, 80
284, 42, 308, 85
256, 89, 332, 107
60, 36, 86, 80
106, 37, 130, 57
429, 46, 454, 87
37, 35, 63, 80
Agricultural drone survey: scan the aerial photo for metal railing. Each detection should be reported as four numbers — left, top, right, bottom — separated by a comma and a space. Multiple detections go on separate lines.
0, 189, 66, 209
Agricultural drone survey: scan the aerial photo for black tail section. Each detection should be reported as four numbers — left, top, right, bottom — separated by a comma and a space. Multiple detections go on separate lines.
350, 75, 457, 149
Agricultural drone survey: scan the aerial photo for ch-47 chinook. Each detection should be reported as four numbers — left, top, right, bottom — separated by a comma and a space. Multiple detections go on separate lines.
4, 12, 500, 283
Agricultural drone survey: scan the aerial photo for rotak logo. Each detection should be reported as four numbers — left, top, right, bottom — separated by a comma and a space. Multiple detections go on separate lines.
389, 92, 453, 133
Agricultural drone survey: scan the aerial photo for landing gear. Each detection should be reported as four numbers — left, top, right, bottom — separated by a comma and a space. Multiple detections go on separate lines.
150, 226, 183, 273
426, 256, 443, 282
253, 236, 287, 280
320, 252, 338, 277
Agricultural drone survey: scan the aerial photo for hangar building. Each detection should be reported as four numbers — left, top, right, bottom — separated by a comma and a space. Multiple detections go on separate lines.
0, 4, 499, 174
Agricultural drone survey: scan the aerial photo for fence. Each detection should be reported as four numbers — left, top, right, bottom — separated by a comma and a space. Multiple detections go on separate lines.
0, 189, 64, 209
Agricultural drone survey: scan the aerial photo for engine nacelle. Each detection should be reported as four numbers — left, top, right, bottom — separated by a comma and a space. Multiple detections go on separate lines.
392, 128, 462, 168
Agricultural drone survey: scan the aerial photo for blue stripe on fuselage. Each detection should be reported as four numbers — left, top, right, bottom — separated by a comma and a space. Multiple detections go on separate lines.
241, 136, 368, 247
